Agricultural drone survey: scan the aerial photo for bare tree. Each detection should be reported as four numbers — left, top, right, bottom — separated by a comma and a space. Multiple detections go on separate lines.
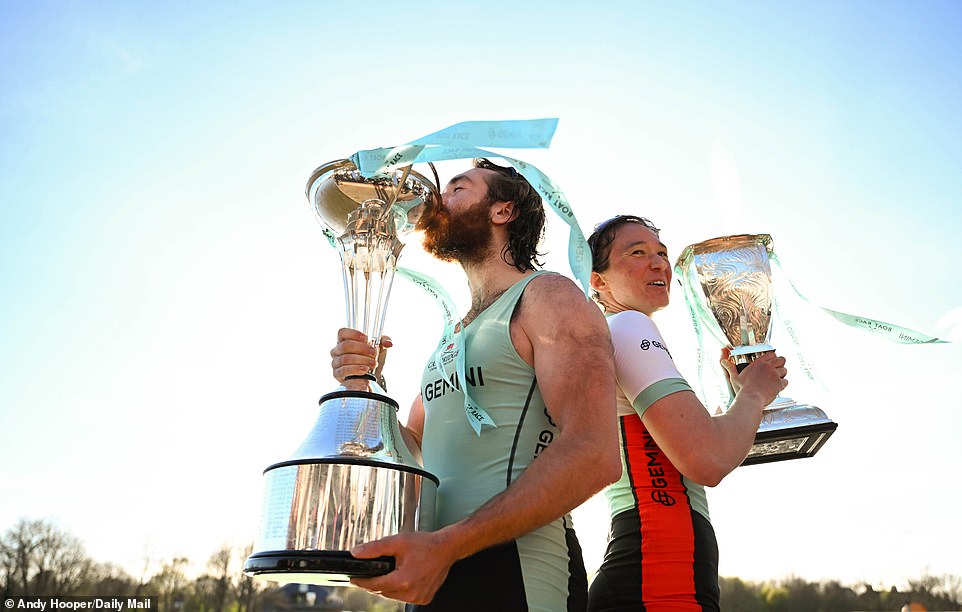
147, 556, 190, 611
235, 543, 259, 612
0, 518, 41, 596
0, 538, 12, 600
134, 544, 154, 596
40, 527, 90, 594
207, 544, 232, 612
909, 571, 962, 602
82, 562, 137, 597
0, 518, 92, 596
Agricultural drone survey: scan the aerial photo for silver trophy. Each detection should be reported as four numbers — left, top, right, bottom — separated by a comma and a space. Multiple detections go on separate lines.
244, 159, 440, 584
675, 234, 837, 466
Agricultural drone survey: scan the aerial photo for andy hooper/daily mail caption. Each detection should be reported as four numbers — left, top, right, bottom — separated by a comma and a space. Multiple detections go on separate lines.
5, 598, 154, 611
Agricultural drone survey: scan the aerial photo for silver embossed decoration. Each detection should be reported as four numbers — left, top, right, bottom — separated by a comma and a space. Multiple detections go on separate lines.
244, 160, 440, 585
675, 234, 837, 466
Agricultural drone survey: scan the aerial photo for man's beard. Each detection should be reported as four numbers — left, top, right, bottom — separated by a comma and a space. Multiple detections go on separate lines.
418, 200, 493, 265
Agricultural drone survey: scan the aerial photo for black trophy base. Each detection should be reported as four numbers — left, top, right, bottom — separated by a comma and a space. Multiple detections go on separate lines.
742, 420, 838, 466
244, 550, 395, 585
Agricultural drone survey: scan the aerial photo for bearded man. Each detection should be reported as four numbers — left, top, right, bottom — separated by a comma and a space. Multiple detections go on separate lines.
331, 159, 620, 611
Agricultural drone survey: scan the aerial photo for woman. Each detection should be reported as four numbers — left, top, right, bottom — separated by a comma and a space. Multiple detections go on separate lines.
585, 215, 788, 611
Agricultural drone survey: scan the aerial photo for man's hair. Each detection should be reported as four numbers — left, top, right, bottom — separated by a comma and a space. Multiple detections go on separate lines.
473, 158, 545, 272
586, 215, 661, 302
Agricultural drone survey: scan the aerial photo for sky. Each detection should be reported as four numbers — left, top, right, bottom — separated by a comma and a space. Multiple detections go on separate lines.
2, 0, 961, 590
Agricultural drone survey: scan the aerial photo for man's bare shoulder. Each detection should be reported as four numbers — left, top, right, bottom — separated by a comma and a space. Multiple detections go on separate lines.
523, 271, 584, 301
518, 272, 606, 330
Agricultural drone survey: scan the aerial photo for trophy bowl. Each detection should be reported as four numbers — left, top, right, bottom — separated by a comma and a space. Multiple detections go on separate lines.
675, 234, 837, 466
245, 159, 440, 585
307, 158, 438, 238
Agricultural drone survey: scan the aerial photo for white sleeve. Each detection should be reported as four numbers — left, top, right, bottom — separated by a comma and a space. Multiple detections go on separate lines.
608, 310, 690, 410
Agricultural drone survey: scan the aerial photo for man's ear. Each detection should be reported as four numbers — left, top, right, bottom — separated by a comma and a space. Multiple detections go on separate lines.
490, 200, 518, 226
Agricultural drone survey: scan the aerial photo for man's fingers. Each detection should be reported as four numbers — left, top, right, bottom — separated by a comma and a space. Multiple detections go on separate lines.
331, 340, 377, 358
337, 327, 369, 342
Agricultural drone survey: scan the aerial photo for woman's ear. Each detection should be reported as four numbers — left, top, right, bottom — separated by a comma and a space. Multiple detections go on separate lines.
590, 270, 607, 293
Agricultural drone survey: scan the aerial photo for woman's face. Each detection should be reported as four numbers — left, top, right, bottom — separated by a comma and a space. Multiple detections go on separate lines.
591, 223, 672, 316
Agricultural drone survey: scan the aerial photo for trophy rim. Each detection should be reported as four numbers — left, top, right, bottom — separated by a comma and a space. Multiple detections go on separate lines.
305, 158, 440, 193
304, 158, 441, 236
319, 388, 399, 410
674, 233, 773, 271
263, 457, 440, 484
305, 158, 355, 196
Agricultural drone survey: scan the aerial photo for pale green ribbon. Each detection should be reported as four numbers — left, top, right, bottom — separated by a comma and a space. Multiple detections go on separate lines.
407, 118, 559, 148
348, 118, 591, 434
677, 267, 730, 409
678, 249, 946, 410
350, 118, 592, 298
395, 267, 494, 434
770, 253, 946, 345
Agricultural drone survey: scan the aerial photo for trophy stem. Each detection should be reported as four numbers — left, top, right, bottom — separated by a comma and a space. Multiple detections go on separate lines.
343, 247, 401, 352
361, 268, 372, 340
340, 250, 354, 331
375, 268, 397, 345
336, 200, 404, 357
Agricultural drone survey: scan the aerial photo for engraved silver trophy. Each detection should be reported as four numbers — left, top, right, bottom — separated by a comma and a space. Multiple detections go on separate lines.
675, 234, 837, 466
244, 159, 440, 584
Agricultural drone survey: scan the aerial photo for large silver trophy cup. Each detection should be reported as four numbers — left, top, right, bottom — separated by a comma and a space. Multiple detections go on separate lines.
675, 234, 837, 466
244, 159, 440, 584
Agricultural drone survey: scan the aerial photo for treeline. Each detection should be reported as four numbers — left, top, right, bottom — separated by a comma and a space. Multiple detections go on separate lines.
0, 518, 401, 612
719, 574, 961, 611
2, 518, 959, 611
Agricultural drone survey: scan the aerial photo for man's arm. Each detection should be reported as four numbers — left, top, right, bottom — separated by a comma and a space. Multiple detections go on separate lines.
447, 273, 621, 546
350, 274, 621, 603
402, 394, 425, 460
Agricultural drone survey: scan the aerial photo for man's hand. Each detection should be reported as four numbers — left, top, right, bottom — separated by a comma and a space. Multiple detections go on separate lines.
330, 328, 392, 388
349, 531, 456, 605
